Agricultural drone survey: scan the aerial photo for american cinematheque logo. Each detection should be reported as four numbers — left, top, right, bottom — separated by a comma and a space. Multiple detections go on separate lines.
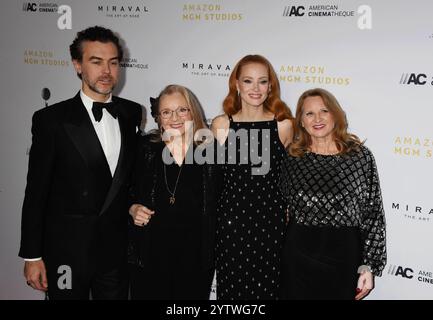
97, 4, 149, 18
282, 4, 373, 30
120, 57, 148, 70
182, 3, 243, 21
181, 61, 231, 78
387, 264, 433, 286
399, 72, 433, 86
22, 2, 71, 30
279, 65, 350, 86
24, 49, 69, 67
22, 2, 59, 13
282, 4, 355, 17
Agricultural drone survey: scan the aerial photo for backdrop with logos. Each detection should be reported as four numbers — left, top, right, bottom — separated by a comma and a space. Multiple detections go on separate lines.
0, 0, 432, 299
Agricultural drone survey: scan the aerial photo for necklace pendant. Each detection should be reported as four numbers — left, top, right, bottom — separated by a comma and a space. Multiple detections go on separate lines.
169, 196, 175, 205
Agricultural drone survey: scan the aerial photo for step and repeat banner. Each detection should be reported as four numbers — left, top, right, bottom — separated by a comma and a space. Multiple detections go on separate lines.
0, 0, 432, 299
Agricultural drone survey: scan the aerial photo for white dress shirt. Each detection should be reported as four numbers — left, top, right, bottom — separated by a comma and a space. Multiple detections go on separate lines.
80, 90, 121, 176
24, 91, 121, 261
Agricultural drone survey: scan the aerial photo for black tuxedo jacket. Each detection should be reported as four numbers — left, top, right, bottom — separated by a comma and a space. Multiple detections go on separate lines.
19, 92, 141, 273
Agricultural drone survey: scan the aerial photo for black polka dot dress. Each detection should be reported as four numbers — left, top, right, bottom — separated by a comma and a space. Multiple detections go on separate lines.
215, 117, 286, 300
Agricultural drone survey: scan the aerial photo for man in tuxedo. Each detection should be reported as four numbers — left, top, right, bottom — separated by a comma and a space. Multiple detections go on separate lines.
19, 26, 142, 299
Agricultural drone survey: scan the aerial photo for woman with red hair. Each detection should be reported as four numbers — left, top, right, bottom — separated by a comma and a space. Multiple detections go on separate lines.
211, 54, 293, 299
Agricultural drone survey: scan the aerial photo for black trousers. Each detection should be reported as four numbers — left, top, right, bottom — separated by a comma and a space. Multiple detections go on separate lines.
280, 222, 361, 300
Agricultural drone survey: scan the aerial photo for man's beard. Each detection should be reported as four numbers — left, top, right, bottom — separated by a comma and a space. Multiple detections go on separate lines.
84, 75, 116, 95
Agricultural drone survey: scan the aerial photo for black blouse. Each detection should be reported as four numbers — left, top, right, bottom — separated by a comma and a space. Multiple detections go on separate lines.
152, 149, 203, 230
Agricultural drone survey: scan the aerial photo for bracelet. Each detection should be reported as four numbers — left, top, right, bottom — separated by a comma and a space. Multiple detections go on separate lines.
357, 265, 372, 274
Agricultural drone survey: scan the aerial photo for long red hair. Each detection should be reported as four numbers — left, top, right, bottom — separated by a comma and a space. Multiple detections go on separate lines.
223, 55, 292, 121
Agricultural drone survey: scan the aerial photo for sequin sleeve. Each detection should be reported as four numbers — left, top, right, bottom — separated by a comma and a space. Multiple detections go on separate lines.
359, 147, 387, 276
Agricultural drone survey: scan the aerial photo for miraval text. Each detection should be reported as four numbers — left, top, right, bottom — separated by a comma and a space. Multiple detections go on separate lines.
182, 63, 231, 71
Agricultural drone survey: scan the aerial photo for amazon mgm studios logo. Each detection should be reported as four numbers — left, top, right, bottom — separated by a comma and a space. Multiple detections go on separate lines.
393, 136, 432, 158
388, 264, 433, 285
182, 3, 243, 22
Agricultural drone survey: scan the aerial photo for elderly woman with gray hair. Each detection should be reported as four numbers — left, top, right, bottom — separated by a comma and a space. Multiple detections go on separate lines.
128, 84, 218, 299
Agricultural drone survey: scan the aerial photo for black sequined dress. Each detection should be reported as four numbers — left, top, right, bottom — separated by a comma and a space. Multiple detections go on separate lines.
279, 145, 387, 300
215, 117, 287, 300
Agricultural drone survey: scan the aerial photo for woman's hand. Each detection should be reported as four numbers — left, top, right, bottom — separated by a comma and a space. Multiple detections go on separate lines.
355, 271, 374, 300
129, 204, 155, 226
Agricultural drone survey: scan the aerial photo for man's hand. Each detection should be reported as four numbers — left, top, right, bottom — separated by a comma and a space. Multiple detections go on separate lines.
24, 260, 48, 291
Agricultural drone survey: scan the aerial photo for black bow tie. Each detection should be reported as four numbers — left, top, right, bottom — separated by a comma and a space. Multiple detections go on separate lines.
92, 101, 118, 122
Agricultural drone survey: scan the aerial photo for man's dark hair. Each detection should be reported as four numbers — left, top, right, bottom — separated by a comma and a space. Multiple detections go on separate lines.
69, 26, 124, 62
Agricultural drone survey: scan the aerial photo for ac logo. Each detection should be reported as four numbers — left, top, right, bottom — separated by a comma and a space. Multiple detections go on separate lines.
400, 73, 428, 85
21, 2, 71, 30
23, 3, 37, 12
388, 265, 414, 279
282, 6, 305, 17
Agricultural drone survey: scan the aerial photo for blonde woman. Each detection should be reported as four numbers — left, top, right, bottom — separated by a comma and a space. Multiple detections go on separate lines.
128, 85, 217, 299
